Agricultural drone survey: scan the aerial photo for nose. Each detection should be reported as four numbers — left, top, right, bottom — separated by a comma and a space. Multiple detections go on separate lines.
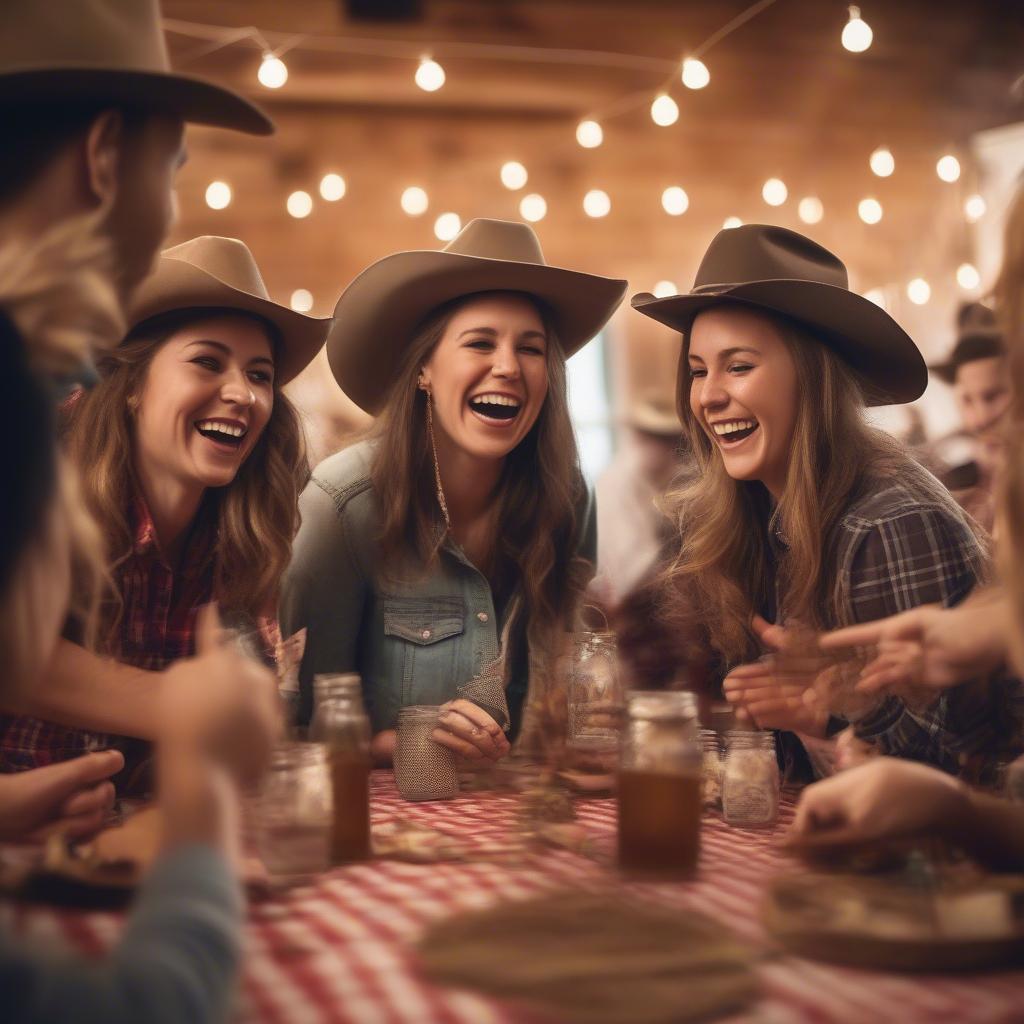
221, 370, 255, 407
698, 371, 729, 412
491, 342, 521, 380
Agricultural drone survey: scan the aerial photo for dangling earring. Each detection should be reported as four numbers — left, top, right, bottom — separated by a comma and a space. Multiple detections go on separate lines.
420, 379, 451, 531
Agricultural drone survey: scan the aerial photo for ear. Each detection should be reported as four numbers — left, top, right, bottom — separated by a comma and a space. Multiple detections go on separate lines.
417, 369, 431, 390
83, 110, 125, 206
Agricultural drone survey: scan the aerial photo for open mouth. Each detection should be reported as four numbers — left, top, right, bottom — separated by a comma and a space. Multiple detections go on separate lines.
710, 418, 759, 446
195, 418, 247, 450
468, 393, 522, 424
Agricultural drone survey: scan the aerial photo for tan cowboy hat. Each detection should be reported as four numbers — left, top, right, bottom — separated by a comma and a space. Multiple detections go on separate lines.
327, 218, 628, 414
631, 224, 927, 406
626, 390, 682, 436
929, 302, 1004, 385
0, 0, 272, 135
129, 236, 329, 385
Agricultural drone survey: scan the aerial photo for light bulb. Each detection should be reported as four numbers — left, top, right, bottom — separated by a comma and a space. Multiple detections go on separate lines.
762, 178, 788, 207
519, 193, 547, 223
257, 53, 288, 89
723, 216, 742, 229
400, 186, 429, 216
653, 281, 677, 298
681, 58, 710, 90
936, 155, 961, 183
957, 263, 980, 290
842, 5, 873, 52
583, 189, 611, 218
870, 147, 894, 177
500, 161, 528, 191
907, 278, 931, 305
290, 289, 313, 313
319, 173, 346, 202
661, 186, 689, 216
415, 58, 445, 92
964, 194, 986, 222
650, 94, 679, 127
205, 181, 231, 210
434, 212, 461, 241
286, 191, 313, 219
798, 196, 824, 224
576, 120, 603, 149
858, 197, 883, 224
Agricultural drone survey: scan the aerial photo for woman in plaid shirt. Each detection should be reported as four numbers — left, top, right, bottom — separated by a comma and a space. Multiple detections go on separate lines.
633, 224, 1014, 779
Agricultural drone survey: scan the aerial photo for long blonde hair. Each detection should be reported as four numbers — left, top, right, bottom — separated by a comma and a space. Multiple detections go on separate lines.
370, 291, 591, 658
63, 309, 310, 652
662, 308, 907, 667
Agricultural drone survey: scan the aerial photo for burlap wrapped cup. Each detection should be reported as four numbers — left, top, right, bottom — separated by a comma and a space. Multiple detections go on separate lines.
394, 705, 459, 801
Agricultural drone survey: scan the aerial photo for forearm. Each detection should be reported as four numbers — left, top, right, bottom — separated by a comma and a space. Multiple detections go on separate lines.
954, 789, 1024, 871
371, 729, 396, 767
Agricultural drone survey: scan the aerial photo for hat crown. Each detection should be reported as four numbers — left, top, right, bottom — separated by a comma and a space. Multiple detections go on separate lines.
442, 218, 546, 265
693, 224, 848, 292
162, 236, 270, 301
0, 0, 169, 75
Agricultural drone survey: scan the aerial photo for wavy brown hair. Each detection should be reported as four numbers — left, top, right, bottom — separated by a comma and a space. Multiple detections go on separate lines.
369, 291, 591, 660
662, 308, 921, 668
62, 308, 310, 652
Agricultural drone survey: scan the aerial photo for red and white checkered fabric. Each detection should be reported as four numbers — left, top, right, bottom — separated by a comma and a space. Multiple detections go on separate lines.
6, 771, 1024, 1023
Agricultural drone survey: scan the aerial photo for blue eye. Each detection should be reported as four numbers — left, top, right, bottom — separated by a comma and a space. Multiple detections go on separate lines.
248, 369, 273, 385
728, 363, 753, 374
689, 367, 707, 379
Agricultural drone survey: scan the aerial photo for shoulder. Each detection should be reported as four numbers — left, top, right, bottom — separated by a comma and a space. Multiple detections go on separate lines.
304, 440, 379, 524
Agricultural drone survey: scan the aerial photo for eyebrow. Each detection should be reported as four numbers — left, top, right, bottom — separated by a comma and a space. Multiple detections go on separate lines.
185, 338, 274, 367
457, 327, 548, 342
688, 346, 760, 363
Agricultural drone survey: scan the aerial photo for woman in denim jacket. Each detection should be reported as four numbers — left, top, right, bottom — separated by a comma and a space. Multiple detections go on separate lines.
281, 219, 626, 765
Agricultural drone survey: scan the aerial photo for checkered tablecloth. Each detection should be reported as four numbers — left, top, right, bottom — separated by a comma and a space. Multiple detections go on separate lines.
6, 770, 1024, 1023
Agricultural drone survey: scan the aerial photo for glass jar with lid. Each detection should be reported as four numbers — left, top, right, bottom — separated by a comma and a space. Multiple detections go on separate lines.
721, 731, 780, 827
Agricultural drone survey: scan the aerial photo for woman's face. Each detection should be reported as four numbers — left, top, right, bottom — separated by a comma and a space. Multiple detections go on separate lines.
421, 293, 550, 463
134, 315, 275, 492
687, 306, 799, 497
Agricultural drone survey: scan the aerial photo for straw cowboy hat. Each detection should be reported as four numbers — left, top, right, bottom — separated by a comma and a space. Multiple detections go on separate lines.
631, 224, 927, 406
327, 218, 628, 414
0, 0, 272, 135
626, 390, 682, 436
929, 302, 1004, 385
129, 236, 329, 385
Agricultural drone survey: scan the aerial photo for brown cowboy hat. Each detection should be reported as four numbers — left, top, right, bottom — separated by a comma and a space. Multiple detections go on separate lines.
929, 302, 1004, 385
631, 224, 927, 406
129, 236, 329, 385
326, 218, 628, 414
626, 390, 682, 436
0, 0, 272, 135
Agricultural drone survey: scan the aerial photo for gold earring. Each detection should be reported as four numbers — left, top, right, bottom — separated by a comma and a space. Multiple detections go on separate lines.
422, 385, 451, 530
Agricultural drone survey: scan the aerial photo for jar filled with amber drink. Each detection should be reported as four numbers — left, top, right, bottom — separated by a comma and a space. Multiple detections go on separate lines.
617, 690, 701, 877
310, 673, 371, 862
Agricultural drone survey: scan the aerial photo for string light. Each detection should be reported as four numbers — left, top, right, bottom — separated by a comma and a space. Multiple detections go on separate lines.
286, 190, 313, 219
319, 173, 346, 202
957, 263, 981, 290
723, 216, 743, 229
798, 196, 824, 224
415, 57, 445, 92
434, 212, 461, 241
869, 147, 895, 177
400, 186, 429, 216
576, 120, 603, 148
257, 53, 288, 89
650, 94, 679, 127
661, 186, 689, 216
681, 58, 710, 90
204, 181, 232, 210
864, 288, 887, 309
500, 161, 528, 190
519, 193, 547, 222
907, 278, 931, 305
842, 5, 873, 53
290, 289, 313, 312
762, 178, 788, 206
858, 197, 883, 224
583, 189, 611, 218
653, 281, 677, 297
964, 194, 987, 222
936, 155, 961, 183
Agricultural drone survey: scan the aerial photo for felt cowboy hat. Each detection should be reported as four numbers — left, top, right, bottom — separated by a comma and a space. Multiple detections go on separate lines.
631, 224, 927, 406
929, 302, 1004, 385
327, 218, 628, 414
0, 0, 272, 135
129, 236, 329, 385
626, 390, 682, 436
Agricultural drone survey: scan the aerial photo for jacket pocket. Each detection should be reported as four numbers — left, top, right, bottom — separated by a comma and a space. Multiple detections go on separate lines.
381, 596, 465, 707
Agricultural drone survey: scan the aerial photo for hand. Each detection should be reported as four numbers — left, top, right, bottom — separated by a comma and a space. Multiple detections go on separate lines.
432, 699, 510, 762
787, 757, 969, 846
0, 749, 124, 842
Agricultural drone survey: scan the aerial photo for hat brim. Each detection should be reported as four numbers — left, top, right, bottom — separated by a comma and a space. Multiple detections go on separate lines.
0, 68, 273, 135
327, 250, 627, 414
631, 280, 927, 406
130, 261, 329, 385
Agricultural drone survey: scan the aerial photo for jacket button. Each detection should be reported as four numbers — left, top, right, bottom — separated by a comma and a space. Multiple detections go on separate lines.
421, 629, 432, 639
477, 612, 489, 623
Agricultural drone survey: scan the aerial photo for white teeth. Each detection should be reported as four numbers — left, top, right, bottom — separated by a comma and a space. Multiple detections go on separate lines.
196, 419, 246, 438
712, 419, 756, 437
470, 394, 521, 408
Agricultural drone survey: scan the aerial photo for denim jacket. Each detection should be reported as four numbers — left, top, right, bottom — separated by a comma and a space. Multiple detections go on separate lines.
280, 440, 597, 734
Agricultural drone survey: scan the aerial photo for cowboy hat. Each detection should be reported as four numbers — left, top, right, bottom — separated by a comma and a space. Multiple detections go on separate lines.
327, 218, 628, 414
129, 236, 329, 385
929, 302, 1004, 385
0, 0, 272, 135
625, 390, 682, 436
631, 224, 927, 406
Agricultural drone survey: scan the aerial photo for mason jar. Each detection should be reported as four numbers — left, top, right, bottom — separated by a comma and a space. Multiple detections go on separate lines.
721, 731, 780, 827
394, 705, 460, 801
